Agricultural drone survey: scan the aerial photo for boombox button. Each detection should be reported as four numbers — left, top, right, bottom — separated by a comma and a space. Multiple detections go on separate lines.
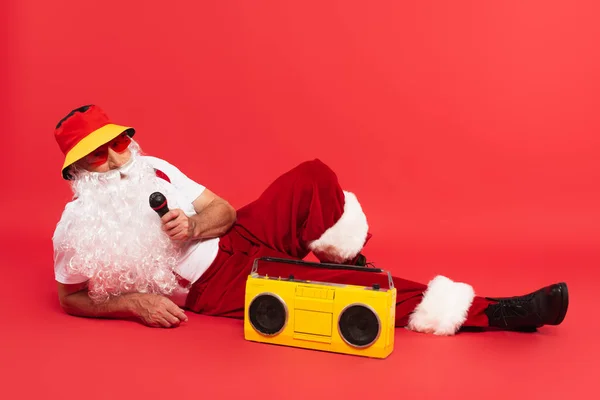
372, 284, 380, 290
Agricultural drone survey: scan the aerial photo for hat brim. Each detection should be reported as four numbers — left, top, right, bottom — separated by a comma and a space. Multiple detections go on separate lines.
61, 123, 135, 179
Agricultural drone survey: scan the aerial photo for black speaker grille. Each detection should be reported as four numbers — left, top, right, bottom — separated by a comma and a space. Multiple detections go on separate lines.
249, 293, 287, 336
338, 304, 380, 348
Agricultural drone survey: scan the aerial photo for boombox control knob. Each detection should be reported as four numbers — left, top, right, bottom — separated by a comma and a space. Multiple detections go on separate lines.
289, 274, 294, 280
372, 284, 380, 290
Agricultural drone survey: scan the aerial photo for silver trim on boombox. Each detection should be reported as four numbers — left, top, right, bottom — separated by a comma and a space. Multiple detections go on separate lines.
250, 257, 394, 290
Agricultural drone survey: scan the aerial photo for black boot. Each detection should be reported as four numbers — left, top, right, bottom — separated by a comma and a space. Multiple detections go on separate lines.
484, 283, 569, 331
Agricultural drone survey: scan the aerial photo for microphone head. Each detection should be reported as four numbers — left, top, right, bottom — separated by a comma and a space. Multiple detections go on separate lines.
149, 192, 169, 217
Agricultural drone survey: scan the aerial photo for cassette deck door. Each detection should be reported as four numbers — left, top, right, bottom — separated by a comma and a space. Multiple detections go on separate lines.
293, 285, 335, 342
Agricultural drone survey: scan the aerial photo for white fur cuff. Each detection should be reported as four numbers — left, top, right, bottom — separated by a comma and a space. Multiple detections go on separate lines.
407, 275, 475, 336
308, 191, 369, 263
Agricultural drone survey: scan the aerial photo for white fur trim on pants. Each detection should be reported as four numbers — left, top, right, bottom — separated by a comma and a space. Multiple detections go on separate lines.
407, 275, 475, 336
308, 191, 368, 263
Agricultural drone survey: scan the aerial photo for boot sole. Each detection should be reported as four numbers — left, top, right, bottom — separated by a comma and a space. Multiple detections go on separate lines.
553, 282, 569, 325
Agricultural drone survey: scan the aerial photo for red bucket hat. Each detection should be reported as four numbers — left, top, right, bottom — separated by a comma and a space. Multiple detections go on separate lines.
54, 105, 135, 179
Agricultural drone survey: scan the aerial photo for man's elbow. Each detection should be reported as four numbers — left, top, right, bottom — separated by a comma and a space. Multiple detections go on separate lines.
221, 203, 237, 234
57, 281, 88, 316
228, 205, 237, 224
59, 295, 76, 315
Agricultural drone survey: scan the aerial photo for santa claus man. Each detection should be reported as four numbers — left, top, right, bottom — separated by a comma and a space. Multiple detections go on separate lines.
53, 104, 569, 334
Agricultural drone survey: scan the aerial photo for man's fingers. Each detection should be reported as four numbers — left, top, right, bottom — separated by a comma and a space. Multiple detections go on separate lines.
168, 226, 190, 241
163, 219, 181, 231
165, 223, 185, 235
163, 312, 181, 327
167, 304, 188, 322
166, 227, 185, 240
164, 219, 189, 235
173, 233, 188, 242
161, 210, 180, 224
157, 317, 172, 328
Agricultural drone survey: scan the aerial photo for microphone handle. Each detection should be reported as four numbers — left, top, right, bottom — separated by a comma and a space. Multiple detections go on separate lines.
154, 204, 169, 218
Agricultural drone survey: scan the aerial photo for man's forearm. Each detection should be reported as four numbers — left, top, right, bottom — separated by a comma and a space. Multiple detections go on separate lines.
60, 291, 140, 319
59, 288, 188, 328
190, 200, 236, 239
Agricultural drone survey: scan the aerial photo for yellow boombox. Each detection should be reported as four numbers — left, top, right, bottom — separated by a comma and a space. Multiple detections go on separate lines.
244, 257, 396, 359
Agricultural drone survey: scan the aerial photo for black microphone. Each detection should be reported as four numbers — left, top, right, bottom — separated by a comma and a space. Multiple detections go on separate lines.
149, 192, 169, 217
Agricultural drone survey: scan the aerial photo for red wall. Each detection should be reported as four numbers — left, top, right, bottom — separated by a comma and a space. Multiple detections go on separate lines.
2, 1, 599, 284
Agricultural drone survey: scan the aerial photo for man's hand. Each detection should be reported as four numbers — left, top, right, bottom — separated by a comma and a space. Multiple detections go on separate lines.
130, 293, 189, 328
161, 209, 195, 241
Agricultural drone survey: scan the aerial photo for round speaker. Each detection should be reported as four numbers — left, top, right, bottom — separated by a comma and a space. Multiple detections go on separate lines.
338, 304, 381, 348
248, 293, 288, 336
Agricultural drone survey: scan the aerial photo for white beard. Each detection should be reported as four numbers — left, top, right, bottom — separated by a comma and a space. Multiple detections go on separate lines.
54, 145, 182, 303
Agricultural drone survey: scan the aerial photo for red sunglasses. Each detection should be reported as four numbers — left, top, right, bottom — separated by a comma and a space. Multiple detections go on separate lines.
84, 133, 132, 166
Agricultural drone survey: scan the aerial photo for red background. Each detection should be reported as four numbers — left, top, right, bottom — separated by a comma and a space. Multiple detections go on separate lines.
2, 1, 599, 398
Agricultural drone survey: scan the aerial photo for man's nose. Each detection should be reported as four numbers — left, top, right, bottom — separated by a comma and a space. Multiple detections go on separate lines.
107, 149, 129, 169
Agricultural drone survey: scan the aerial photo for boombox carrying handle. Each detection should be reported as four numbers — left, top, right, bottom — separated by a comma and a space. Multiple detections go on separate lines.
251, 256, 394, 290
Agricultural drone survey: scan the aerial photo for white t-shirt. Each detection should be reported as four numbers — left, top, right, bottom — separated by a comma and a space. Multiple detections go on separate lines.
53, 156, 220, 305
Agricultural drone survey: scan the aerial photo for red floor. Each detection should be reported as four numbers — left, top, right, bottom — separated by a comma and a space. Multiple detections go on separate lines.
3, 1, 599, 398
2, 231, 596, 399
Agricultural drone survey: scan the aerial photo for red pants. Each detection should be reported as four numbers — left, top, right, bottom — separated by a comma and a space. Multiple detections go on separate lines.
185, 159, 492, 335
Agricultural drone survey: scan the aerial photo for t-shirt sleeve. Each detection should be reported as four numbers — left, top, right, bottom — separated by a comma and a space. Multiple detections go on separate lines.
144, 156, 206, 205
54, 246, 89, 284
52, 218, 89, 285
